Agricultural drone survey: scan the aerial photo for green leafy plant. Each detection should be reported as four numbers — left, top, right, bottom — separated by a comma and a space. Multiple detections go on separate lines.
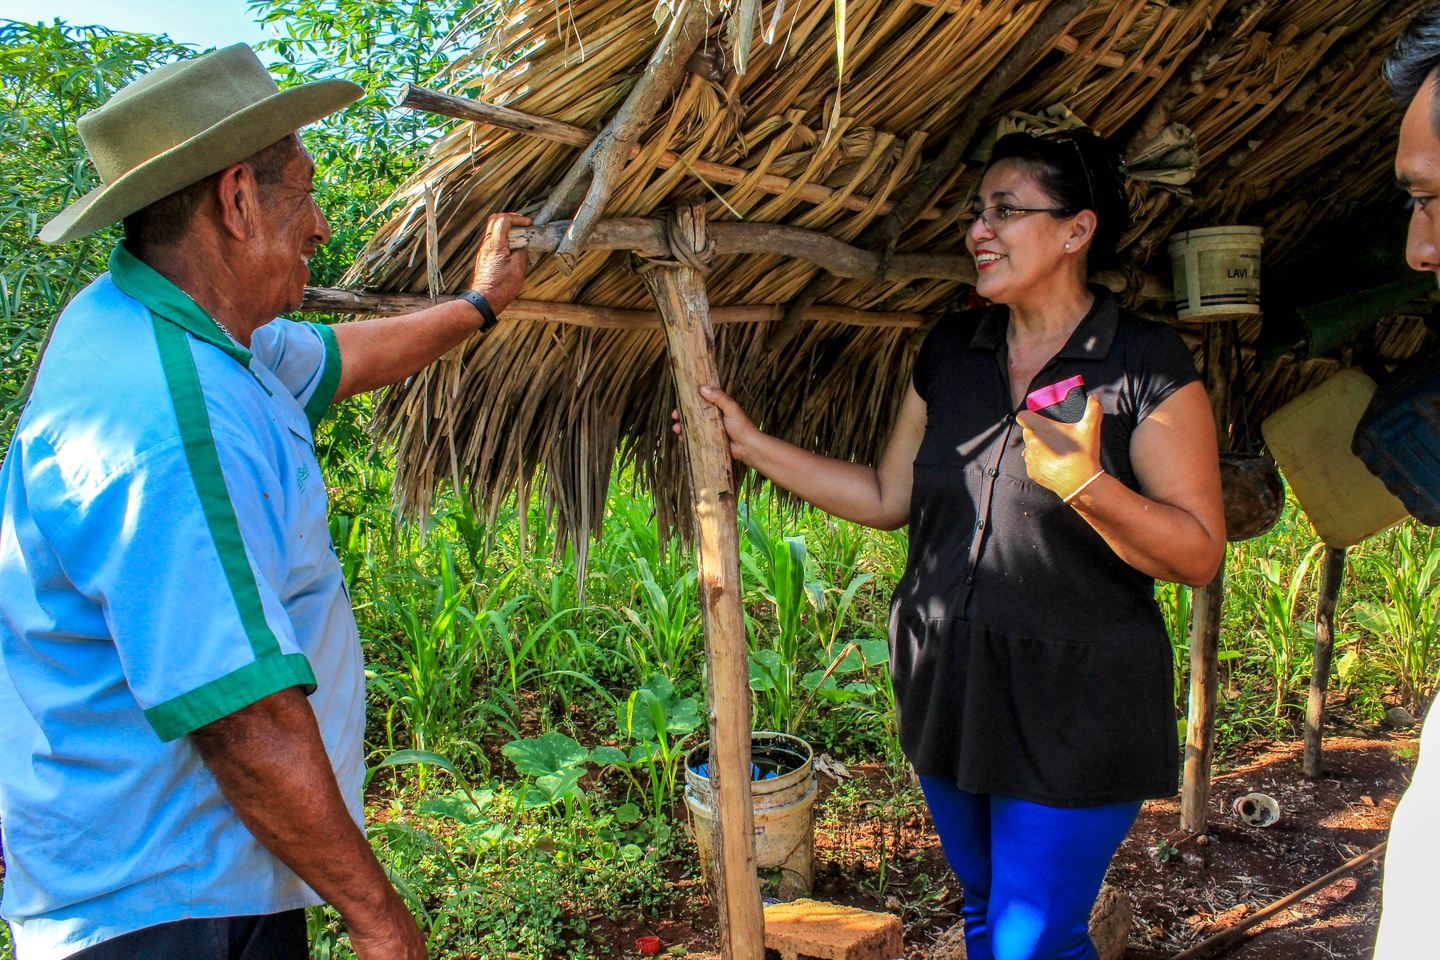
502, 730, 591, 811
594, 675, 703, 817
1352, 525, 1440, 712
0, 20, 194, 439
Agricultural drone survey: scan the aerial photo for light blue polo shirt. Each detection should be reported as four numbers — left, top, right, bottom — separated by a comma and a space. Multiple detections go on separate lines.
0, 244, 365, 958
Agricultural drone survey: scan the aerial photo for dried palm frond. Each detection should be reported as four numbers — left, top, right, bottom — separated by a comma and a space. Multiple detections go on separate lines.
341, 0, 1429, 552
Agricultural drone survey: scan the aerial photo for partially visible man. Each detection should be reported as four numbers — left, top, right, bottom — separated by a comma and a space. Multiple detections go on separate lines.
1375, 7, 1440, 958
0, 44, 527, 959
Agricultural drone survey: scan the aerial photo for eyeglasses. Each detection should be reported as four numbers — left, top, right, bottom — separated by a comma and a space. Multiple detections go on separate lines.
965, 203, 1070, 231
1038, 131, 1097, 213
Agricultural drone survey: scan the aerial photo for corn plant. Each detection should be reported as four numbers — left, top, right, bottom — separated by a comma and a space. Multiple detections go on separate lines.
1232, 543, 1325, 720
740, 508, 820, 732
369, 545, 487, 774
1352, 525, 1440, 712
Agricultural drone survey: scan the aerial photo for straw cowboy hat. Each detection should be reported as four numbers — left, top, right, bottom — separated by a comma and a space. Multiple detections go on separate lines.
39, 43, 362, 245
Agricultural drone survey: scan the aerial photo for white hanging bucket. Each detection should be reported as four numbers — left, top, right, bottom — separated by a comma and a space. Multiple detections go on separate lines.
1168, 226, 1263, 320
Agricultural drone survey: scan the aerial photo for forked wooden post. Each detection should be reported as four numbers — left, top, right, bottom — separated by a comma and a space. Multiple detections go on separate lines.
1181, 319, 1236, 834
637, 201, 764, 960
1304, 545, 1348, 778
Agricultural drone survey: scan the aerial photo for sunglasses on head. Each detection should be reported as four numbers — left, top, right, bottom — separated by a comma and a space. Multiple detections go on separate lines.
1038, 131, 1097, 214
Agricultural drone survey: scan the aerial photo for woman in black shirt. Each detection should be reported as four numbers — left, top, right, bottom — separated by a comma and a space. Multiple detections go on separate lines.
690, 130, 1224, 960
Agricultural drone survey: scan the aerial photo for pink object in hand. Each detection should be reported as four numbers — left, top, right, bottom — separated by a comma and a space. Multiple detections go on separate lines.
1025, 374, 1087, 423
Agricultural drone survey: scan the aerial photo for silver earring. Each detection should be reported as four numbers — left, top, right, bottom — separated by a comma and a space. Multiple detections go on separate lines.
1064, 243, 1071, 251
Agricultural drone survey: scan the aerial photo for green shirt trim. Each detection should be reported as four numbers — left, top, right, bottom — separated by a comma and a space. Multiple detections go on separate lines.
109, 243, 253, 366
303, 321, 342, 430
149, 316, 287, 668
145, 652, 317, 741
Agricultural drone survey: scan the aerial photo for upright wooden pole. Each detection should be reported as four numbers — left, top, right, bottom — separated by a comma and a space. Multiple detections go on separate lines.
1304, 545, 1347, 778
637, 202, 765, 960
1181, 320, 1236, 834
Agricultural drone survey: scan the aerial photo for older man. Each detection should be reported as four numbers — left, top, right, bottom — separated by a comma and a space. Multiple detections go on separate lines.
0, 45, 526, 960
1375, 7, 1440, 958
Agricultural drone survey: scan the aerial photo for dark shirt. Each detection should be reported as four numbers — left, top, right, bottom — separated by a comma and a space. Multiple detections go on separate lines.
891, 288, 1199, 806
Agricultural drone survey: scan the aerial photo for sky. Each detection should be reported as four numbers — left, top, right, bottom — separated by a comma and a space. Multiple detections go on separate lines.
2, 0, 271, 49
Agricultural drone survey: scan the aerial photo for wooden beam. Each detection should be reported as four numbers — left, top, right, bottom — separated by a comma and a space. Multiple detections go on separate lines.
299, 288, 927, 328
513, 219, 975, 283
1304, 545, 1348, 779
536, 0, 713, 267
507, 218, 1171, 296
1181, 319, 1237, 835
638, 201, 764, 960
398, 84, 946, 221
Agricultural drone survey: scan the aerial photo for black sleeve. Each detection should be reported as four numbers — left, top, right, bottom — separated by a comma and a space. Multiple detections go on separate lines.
911, 323, 942, 402
1133, 322, 1201, 424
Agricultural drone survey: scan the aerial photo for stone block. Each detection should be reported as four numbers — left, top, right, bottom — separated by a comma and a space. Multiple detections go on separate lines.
764, 898, 904, 960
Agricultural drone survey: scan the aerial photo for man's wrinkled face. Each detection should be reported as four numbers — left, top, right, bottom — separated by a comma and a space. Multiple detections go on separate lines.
252, 148, 330, 314
1397, 77, 1440, 286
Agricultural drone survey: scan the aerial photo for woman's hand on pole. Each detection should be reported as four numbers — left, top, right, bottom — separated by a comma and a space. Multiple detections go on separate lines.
672, 384, 761, 462
1017, 395, 1104, 501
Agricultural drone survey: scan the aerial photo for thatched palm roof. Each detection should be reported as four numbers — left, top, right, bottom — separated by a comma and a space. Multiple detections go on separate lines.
340, 0, 1436, 545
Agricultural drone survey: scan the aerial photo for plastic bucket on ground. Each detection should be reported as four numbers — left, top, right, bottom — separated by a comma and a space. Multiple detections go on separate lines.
684, 731, 816, 900
1168, 226, 1263, 320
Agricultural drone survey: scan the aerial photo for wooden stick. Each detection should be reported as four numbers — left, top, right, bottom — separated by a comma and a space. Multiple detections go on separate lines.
1304, 546, 1348, 779
1169, 841, 1387, 959
298, 287, 928, 328
397, 84, 945, 221
1181, 320, 1237, 834
639, 201, 764, 960
536, 0, 712, 267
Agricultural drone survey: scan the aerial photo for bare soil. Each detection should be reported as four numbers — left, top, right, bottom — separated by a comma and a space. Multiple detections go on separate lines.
605, 727, 1419, 960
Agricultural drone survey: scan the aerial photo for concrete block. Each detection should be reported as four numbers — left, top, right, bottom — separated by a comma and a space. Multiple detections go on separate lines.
764, 898, 904, 960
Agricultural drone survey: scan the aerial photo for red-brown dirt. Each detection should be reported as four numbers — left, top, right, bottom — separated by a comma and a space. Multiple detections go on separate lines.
603, 729, 1418, 960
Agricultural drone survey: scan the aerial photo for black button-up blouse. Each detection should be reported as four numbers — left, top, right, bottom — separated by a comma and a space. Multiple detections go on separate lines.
890, 288, 1200, 806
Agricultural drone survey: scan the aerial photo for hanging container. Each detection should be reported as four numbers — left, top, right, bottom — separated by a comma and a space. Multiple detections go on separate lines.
1261, 369, 1408, 547
684, 732, 816, 900
1168, 226, 1263, 320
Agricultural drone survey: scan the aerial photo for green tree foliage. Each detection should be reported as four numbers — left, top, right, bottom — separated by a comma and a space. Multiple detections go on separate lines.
249, 0, 496, 285
0, 20, 194, 435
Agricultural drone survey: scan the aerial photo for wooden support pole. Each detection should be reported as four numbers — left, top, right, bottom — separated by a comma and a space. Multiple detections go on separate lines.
1181, 319, 1237, 834
1304, 545, 1348, 779
637, 202, 764, 960
1182, 569, 1224, 834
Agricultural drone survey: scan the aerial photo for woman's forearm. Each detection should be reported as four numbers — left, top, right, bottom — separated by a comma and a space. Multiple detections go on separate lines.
738, 430, 906, 529
1067, 473, 1224, 586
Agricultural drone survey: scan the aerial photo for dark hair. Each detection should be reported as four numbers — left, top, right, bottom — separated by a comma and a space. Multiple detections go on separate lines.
1386, 4, 1440, 129
122, 134, 303, 248
986, 129, 1130, 268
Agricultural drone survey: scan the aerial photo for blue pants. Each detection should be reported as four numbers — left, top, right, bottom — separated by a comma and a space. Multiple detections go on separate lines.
920, 777, 1141, 960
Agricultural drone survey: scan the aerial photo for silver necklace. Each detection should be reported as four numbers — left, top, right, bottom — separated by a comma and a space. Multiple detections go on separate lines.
212, 316, 239, 342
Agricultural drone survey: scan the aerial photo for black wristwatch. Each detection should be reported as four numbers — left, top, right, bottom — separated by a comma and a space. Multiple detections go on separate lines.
458, 289, 498, 332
